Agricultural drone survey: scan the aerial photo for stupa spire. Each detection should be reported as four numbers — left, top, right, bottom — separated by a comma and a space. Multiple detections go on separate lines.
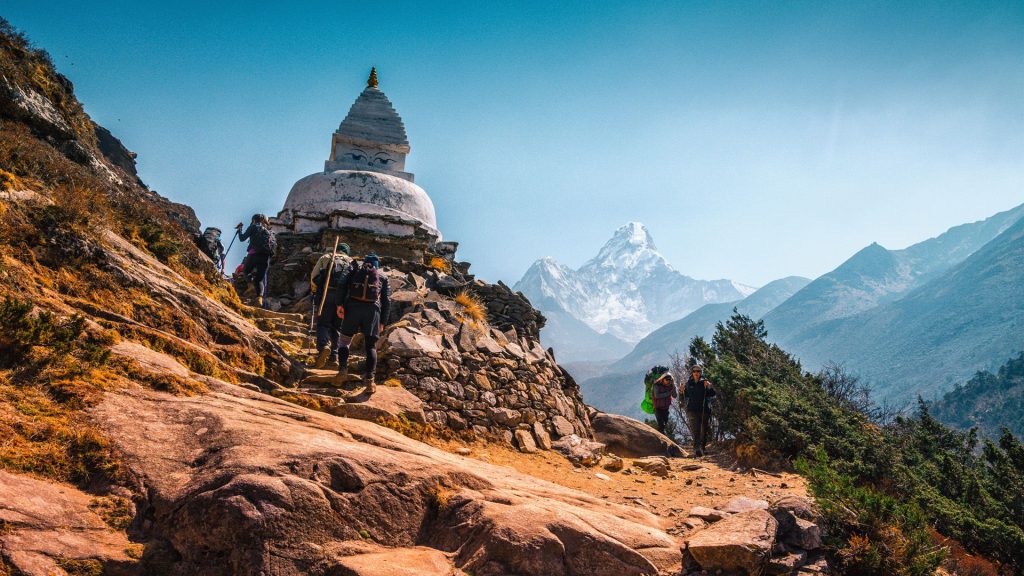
367, 67, 378, 89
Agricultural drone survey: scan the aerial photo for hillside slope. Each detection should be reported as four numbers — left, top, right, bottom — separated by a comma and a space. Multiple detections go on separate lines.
763, 203, 1024, 348
784, 215, 1024, 402
931, 352, 1024, 439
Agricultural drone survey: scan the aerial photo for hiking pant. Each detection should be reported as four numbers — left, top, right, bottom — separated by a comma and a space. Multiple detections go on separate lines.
337, 303, 381, 376
244, 253, 271, 307
315, 290, 340, 354
686, 409, 711, 451
654, 407, 670, 434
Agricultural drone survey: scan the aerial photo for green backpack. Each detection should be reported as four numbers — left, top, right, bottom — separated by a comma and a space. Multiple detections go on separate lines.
640, 365, 669, 414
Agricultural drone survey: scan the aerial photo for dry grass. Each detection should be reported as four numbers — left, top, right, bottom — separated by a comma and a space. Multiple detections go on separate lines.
89, 495, 134, 530
55, 558, 103, 576
427, 483, 453, 511
453, 289, 488, 326
377, 414, 437, 442
427, 256, 452, 274
274, 392, 322, 411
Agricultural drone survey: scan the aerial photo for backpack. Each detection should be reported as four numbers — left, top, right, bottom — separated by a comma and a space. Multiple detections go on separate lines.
347, 261, 381, 303
640, 365, 670, 415
251, 226, 277, 255
315, 257, 346, 293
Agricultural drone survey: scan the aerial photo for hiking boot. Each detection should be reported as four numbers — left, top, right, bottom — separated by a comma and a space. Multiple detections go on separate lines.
332, 367, 348, 386
364, 374, 376, 395
314, 347, 330, 369
327, 354, 338, 368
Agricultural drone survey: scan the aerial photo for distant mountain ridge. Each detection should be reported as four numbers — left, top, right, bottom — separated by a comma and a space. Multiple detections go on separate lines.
611, 276, 811, 373
780, 210, 1024, 402
763, 203, 1024, 348
515, 222, 754, 361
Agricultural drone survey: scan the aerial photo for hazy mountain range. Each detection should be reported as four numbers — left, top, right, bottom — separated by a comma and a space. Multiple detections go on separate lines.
530, 203, 1024, 419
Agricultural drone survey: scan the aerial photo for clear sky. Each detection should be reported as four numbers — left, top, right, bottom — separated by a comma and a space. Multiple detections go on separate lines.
4, 1, 1022, 286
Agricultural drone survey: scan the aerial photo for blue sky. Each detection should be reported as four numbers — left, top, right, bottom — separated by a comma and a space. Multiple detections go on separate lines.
4, 1, 1023, 285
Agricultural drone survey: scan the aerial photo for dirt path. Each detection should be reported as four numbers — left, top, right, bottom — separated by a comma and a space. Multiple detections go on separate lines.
430, 439, 807, 536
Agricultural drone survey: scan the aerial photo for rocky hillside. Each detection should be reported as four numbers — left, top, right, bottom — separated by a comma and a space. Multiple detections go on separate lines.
515, 222, 754, 359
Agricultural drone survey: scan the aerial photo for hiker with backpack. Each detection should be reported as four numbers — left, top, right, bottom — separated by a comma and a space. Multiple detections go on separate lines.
194, 227, 225, 269
236, 214, 276, 309
681, 364, 716, 457
333, 253, 390, 394
650, 371, 677, 435
310, 241, 352, 368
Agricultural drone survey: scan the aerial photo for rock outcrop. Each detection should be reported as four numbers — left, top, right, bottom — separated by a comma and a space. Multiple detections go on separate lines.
82, 373, 679, 575
681, 496, 827, 575
590, 409, 683, 457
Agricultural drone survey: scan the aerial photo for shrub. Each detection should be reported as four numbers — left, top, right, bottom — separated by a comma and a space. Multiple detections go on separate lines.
427, 256, 452, 274
453, 290, 488, 326
0, 296, 85, 365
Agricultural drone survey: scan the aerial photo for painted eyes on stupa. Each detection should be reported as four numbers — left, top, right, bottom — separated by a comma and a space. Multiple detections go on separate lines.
347, 152, 367, 162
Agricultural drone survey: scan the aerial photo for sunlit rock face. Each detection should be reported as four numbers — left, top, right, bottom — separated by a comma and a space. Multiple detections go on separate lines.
275, 68, 440, 242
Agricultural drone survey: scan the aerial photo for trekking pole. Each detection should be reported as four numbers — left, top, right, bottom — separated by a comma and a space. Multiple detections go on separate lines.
221, 230, 239, 276
304, 297, 316, 356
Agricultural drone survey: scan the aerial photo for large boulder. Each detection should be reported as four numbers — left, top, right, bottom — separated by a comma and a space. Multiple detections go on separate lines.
87, 379, 679, 575
684, 509, 777, 576
590, 410, 683, 458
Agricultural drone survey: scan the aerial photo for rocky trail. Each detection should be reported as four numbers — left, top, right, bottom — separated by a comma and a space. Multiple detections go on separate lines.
237, 305, 831, 575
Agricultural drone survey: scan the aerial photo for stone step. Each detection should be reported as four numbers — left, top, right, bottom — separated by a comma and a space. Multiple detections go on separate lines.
245, 306, 306, 323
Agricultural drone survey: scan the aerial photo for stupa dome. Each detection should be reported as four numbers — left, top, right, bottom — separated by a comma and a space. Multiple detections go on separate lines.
274, 68, 439, 241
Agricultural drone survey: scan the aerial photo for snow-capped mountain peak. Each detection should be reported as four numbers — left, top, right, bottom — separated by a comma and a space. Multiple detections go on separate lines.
590, 222, 671, 273
515, 223, 755, 345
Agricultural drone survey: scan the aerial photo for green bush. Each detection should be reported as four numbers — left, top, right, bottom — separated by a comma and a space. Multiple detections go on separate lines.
693, 311, 1024, 573
0, 296, 84, 365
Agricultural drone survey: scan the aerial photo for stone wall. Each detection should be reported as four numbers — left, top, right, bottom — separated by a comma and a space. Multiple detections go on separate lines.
379, 290, 592, 443
258, 231, 592, 442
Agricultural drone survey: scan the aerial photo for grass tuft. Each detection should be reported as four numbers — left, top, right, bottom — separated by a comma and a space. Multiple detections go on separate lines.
453, 290, 488, 326
427, 256, 452, 274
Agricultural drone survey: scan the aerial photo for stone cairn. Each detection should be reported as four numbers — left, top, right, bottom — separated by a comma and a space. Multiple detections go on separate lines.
256, 235, 593, 449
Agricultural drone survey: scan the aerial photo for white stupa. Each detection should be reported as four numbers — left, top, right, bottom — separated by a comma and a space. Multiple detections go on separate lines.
273, 68, 440, 241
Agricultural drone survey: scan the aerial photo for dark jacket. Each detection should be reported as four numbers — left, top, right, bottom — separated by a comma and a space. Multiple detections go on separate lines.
651, 374, 677, 409
238, 224, 273, 256
337, 264, 391, 324
683, 376, 716, 413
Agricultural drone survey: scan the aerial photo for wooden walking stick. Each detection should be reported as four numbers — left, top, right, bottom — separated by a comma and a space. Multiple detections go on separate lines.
317, 235, 341, 317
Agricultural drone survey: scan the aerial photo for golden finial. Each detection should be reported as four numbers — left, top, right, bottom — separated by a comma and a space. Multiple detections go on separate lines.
367, 67, 378, 89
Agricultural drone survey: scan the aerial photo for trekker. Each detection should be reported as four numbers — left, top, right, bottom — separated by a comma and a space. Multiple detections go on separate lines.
334, 253, 390, 394
681, 364, 716, 457
309, 241, 352, 368
195, 227, 225, 268
236, 214, 276, 309
651, 371, 676, 435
